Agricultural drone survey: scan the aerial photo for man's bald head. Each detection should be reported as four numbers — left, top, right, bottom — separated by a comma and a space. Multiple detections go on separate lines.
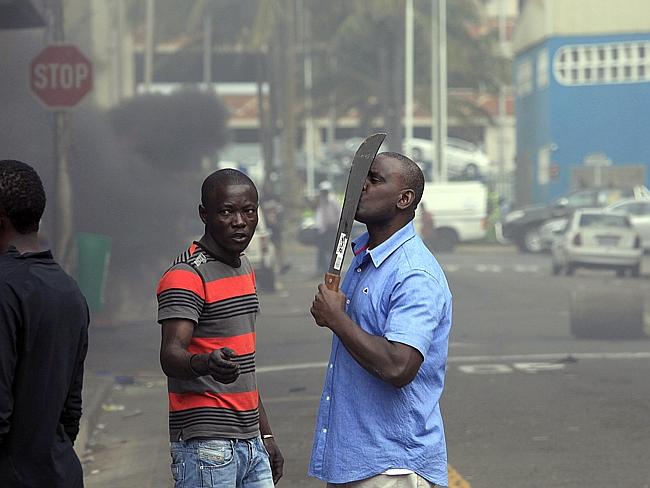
375, 152, 425, 208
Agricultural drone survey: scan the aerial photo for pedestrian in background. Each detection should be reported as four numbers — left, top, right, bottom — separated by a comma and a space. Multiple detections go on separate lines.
0, 159, 90, 488
314, 181, 341, 275
157, 168, 283, 487
309, 152, 452, 487
262, 190, 290, 275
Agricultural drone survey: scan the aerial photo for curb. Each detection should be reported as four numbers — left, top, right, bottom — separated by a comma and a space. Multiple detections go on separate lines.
75, 375, 115, 458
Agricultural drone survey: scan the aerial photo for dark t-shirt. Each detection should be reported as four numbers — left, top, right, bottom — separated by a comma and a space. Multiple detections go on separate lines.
0, 247, 89, 488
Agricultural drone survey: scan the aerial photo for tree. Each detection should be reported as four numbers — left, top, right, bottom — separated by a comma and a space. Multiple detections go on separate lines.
309, 0, 509, 138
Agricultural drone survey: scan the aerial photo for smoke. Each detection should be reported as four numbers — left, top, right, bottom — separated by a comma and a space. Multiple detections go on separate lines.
109, 89, 230, 172
1, 31, 231, 320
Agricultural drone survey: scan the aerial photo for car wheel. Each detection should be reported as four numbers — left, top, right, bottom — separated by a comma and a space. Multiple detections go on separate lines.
616, 268, 626, 278
552, 262, 562, 275
523, 226, 543, 253
565, 263, 575, 276
432, 228, 458, 253
631, 264, 641, 278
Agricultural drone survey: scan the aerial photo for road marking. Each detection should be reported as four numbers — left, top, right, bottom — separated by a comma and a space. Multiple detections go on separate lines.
447, 352, 650, 363
442, 264, 543, 273
257, 352, 650, 374
448, 465, 471, 488
264, 394, 322, 404
514, 264, 541, 273
459, 364, 513, 374
257, 361, 328, 374
476, 264, 502, 273
458, 362, 568, 374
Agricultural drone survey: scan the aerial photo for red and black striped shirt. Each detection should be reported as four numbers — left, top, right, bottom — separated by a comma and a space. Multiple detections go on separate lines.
157, 238, 260, 441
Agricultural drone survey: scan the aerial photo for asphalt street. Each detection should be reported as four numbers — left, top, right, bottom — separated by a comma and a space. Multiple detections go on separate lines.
79, 243, 650, 488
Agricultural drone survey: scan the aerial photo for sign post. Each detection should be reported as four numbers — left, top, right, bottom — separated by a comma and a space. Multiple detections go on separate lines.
29, 0, 93, 267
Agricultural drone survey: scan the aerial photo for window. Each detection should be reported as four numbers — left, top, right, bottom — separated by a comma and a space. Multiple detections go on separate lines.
554, 41, 650, 86
516, 58, 533, 97
579, 213, 630, 228
537, 49, 549, 89
564, 191, 596, 207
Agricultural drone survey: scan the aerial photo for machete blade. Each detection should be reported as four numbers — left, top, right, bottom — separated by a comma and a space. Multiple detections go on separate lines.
325, 132, 386, 290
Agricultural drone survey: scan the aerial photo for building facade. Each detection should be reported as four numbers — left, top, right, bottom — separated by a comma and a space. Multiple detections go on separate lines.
513, 0, 650, 204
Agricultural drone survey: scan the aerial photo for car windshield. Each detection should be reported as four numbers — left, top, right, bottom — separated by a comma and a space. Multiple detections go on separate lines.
579, 213, 630, 228
562, 190, 595, 207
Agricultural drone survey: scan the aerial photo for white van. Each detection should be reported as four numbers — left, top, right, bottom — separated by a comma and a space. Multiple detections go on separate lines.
415, 181, 488, 252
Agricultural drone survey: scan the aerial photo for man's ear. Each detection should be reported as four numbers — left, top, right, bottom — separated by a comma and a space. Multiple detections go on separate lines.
397, 189, 415, 210
198, 204, 207, 225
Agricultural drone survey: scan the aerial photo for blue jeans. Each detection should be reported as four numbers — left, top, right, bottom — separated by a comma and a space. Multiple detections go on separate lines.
170, 436, 274, 488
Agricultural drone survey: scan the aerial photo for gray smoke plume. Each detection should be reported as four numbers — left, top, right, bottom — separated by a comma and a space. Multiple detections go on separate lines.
1, 31, 230, 320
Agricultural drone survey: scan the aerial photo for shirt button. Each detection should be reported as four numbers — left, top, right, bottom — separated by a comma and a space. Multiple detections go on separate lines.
329, 364, 333, 369
322, 428, 328, 433
346, 299, 350, 305
326, 396, 330, 401
356, 268, 362, 273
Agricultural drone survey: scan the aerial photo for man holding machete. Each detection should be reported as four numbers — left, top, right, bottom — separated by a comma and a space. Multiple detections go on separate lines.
308, 148, 452, 488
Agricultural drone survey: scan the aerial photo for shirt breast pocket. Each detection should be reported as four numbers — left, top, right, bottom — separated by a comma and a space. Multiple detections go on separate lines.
355, 286, 385, 336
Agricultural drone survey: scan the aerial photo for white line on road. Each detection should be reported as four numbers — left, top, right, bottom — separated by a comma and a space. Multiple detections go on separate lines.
257, 352, 650, 374
447, 352, 650, 363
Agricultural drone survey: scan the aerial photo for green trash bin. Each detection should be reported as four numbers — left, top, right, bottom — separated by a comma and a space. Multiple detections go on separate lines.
76, 233, 111, 313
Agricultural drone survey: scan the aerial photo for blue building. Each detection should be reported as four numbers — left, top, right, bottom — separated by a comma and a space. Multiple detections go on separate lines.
512, 0, 650, 205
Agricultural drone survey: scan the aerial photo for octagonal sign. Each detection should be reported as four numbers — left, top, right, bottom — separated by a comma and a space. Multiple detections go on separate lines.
30, 44, 93, 109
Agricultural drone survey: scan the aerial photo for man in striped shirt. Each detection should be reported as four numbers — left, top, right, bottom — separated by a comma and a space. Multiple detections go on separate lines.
157, 169, 283, 487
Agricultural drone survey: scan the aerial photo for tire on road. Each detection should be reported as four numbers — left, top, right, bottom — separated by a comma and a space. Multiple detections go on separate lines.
569, 287, 644, 339
522, 225, 543, 253
432, 228, 458, 253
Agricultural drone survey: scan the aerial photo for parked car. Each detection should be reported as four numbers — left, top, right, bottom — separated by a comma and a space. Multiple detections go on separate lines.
502, 185, 650, 253
538, 216, 569, 251
332, 137, 491, 180
550, 209, 642, 277
605, 199, 650, 250
407, 137, 492, 179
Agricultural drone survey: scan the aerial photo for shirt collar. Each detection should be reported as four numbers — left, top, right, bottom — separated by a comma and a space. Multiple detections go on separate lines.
351, 220, 416, 268
196, 233, 243, 265
4, 246, 53, 259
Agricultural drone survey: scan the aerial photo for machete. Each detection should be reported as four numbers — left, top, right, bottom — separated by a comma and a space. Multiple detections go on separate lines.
324, 132, 386, 291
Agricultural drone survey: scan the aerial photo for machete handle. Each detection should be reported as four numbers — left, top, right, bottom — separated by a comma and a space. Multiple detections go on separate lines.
324, 273, 341, 291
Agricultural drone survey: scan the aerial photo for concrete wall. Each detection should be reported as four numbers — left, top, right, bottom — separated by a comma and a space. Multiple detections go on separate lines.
514, 0, 650, 54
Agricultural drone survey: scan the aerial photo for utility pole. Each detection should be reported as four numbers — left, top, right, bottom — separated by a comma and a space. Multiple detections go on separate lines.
431, 0, 447, 182
144, 0, 154, 91
301, 0, 316, 196
52, 0, 74, 268
279, 1, 301, 228
497, 0, 508, 178
404, 0, 414, 158
203, 10, 212, 86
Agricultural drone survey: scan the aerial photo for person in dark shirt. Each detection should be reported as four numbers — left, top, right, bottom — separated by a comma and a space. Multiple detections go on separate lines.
0, 159, 89, 488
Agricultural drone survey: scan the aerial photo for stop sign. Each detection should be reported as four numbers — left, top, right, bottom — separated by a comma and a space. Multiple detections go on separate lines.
30, 44, 93, 109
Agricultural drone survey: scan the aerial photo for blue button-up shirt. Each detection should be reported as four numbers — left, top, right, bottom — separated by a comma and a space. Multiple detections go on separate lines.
308, 221, 452, 485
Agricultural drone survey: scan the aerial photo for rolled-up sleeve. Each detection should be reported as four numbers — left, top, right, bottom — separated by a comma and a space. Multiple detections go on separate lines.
0, 283, 20, 444
383, 270, 444, 359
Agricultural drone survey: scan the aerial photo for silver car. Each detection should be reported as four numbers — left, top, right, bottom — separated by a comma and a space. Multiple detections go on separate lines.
551, 209, 642, 277
605, 199, 650, 251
